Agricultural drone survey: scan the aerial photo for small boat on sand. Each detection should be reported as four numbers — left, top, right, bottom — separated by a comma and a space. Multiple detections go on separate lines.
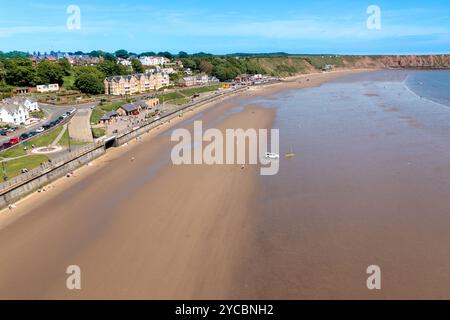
285, 147, 296, 158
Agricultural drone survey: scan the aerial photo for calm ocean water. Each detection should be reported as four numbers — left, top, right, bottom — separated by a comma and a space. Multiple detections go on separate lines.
405, 70, 450, 107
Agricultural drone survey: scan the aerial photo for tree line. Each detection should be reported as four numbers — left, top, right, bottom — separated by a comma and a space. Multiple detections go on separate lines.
0, 56, 145, 95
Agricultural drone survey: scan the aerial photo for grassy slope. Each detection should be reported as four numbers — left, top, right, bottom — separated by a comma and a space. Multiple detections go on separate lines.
1, 155, 49, 182
253, 57, 313, 76
90, 101, 125, 124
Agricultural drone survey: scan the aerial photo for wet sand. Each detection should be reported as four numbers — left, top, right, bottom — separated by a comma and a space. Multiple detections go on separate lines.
231, 70, 450, 299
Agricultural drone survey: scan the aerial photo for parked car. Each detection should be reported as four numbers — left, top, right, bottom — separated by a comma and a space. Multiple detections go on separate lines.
29, 131, 37, 137
36, 127, 45, 133
0, 131, 8, 136
20, 133, 30, 140
9, 136, 19, 145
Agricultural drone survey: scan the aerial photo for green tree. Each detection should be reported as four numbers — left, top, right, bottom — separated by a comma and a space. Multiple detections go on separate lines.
96, 60, 128, 77
131, 58, 144, 73
139, 51, 156, 57
35, 60, 65, 85
212, 65, 240, 82
199, 61, 213, 75
180, 58, 197, 70
74, 67, 105, 94
115, 49, 129, 59
89, 50, 105, 58
178, 51, 189, 58
104, 53, 117, 62
58, 58, 72, 76
0, 60, 6, 84
0, 51, 30, 59
157, 51, 173, 59
3, 58, 36, 87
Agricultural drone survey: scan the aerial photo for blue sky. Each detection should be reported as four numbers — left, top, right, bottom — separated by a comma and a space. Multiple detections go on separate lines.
0, 0, 449, 54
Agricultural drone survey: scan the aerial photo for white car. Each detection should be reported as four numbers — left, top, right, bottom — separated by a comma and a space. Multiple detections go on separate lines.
264, 152, 280, 159
36, 127, 45, 133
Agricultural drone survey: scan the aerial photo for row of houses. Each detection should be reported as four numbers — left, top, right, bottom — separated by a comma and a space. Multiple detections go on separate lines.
104, 71, 171, 96
32, 53, 103, 66
178, 74, 220, 87
0, 97, 40, 125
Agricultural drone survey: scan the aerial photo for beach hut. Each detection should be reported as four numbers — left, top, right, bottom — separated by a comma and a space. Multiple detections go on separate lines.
99, 111, 119, 123
117, 101, 147, 116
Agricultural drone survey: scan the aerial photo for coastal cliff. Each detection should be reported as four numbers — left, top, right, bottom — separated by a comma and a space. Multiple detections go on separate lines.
180, 54, 450, 80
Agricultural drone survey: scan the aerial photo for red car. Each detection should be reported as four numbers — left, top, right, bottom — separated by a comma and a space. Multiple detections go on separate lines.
8, 136, 19, 145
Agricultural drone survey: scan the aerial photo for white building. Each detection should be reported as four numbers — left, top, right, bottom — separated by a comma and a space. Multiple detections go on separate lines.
0, 98, 40, 125
0, 104, 29, 125
155, 66, 176, 74
3, 97, 40, 112
179, 74, 220, 87
118, 58, 132, 66
36, 83, 60, 93
139, 56, 170, 66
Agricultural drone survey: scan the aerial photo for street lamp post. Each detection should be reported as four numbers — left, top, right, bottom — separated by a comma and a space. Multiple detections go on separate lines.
2, 161, 7, 181
67, 123, 72, 153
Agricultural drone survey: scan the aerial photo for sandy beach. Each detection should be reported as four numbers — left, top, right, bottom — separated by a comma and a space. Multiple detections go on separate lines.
0, 68, 397, 299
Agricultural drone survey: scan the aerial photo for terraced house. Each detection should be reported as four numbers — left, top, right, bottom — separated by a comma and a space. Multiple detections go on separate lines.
104, 72, 170, 96
0, 97, 40, 125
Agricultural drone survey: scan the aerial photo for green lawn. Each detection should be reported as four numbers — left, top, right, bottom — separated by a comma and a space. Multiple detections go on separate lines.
157, 92, 184, 103
63, 74, 76, 90
29, 126, 63, 147
92, 127, 106, 139
90, 101, 125, 124
90, 108, 104, 125
1, 155, 49, 182
30, 110, 45, 119
179, 84, 222, 96
0, 146, 26, 158
156, 84, 221, 104
171, 97, 189, 105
